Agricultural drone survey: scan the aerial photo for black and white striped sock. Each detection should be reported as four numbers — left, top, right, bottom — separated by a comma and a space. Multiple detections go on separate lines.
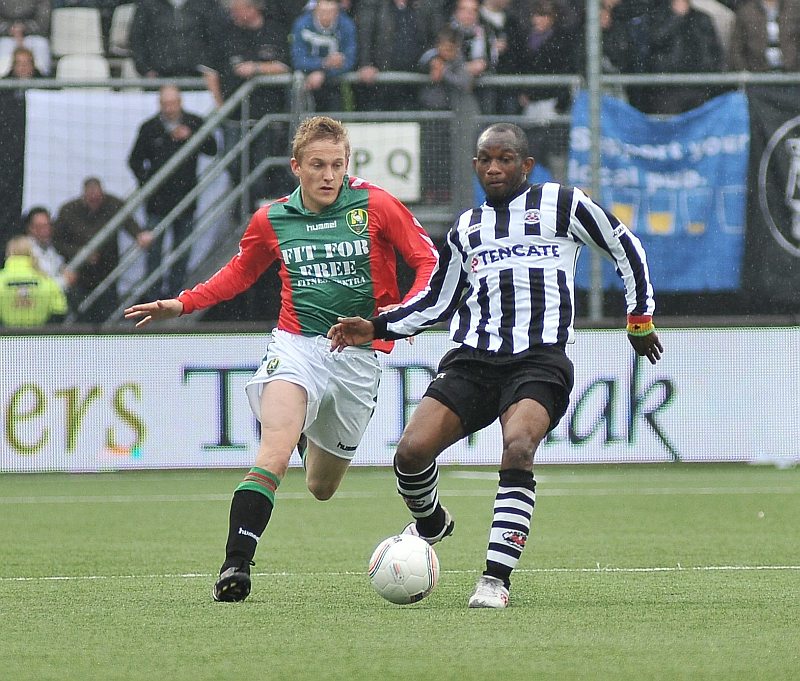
394, 460, 444, 535
484, 468, 536, 588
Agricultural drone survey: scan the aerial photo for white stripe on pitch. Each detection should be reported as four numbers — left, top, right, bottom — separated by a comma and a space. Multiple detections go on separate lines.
0, 485, 798, 505
2, 564, 800, 582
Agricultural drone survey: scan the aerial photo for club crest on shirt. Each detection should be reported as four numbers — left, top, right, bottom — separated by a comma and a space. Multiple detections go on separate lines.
345, 208, 369, 235
265, 357, 280, 374
524, 209, 541, 225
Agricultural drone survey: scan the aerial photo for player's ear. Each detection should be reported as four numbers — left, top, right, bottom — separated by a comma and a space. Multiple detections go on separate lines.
290, 157, 301, 177
523, 156, 535, 175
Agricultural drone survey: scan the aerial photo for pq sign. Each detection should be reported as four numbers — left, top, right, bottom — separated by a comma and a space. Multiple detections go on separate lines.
346, 123, 421, 202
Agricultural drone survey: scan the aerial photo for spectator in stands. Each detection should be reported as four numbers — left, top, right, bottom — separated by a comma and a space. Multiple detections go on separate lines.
514, 0, 578, 118
690, 0, 736, 67
631, 0, 724, 114
418, 24, 473, 111
613, 0, 653, 75
0, 0, 51, 75
728, 0, 800, 72
202, 0, 292, 205
0, 46, 41, 257
290, 0, 357, 112
264, 0, 306, 31
129, 0, 215, 78
599, 0, 633, 75
53, 177, 150, 323
479, 0, 526, 114
0, 235, 68, 327
543, 0, 584, 32
23, 206, 72, 291
418, 24, 472, 201
448, 0, 489, 83
354, 0, 443, 111
128, 84, 217, 299
5, 41, 39, 76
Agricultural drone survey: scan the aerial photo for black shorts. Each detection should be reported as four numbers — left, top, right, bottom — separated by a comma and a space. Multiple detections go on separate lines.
424, 344, 574, 436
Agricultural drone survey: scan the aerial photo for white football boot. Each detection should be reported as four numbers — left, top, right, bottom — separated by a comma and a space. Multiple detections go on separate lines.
468, 575, 509, 609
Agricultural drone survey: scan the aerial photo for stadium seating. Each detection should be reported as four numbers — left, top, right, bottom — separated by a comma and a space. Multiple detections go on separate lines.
108, 4, 136, 58
55, 53, 111, 81
50, 7, 105, 58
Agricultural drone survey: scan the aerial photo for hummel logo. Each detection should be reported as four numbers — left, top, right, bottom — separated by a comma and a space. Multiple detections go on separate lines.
238, 527, 259, 543
337, 441, 358, 451
307, 221, 336, 231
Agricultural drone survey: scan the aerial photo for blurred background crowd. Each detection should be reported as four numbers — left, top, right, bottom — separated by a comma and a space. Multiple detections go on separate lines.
3, 0, 797, 113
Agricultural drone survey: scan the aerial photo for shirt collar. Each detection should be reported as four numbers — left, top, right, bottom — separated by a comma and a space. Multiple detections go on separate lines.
283, 175, 349, 215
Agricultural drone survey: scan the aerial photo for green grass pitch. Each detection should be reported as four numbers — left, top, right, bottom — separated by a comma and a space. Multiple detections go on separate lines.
1, 464, 798, 680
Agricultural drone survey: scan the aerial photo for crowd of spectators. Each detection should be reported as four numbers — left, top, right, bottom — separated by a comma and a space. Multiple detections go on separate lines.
2, 0, 799, 113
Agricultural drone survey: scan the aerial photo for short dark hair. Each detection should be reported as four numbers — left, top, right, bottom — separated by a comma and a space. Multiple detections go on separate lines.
23, 206, 50, 228
477, 123, 530, 158
436, 25, 462, 46
530, 0, 559, 19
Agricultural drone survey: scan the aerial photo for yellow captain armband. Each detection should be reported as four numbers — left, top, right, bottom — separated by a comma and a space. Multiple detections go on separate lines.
626, 315, 655, 336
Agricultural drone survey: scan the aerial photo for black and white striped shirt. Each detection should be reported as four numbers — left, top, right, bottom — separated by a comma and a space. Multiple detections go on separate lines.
373, 182, 656, 354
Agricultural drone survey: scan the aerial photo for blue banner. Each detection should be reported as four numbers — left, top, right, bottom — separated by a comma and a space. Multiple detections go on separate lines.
568, 90, 749, 291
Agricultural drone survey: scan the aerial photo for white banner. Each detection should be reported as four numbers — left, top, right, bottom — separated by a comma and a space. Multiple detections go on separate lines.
20, 91, 422, 293
1, 328, 798, 472
345, 122, 421, 202
22, 89, 229, 294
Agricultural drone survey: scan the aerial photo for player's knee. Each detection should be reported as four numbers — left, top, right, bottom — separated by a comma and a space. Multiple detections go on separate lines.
394, 439, 431, 474
307, 479, 337, 501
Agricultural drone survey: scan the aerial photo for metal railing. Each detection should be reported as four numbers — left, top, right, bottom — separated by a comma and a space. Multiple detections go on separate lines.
58, 73, 295, 323
7, 19, 800, 328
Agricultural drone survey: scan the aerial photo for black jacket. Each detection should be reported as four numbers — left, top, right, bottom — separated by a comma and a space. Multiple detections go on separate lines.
128, 110, 217, 216
129, 0, 215, 76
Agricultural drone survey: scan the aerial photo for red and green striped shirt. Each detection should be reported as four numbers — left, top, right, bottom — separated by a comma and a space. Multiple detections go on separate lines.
178, 176, 438, 352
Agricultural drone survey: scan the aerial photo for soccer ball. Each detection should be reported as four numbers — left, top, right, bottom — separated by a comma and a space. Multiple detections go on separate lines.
368, 534, 440, 605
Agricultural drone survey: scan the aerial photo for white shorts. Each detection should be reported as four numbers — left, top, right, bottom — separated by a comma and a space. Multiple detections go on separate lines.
245, 329, 381, 460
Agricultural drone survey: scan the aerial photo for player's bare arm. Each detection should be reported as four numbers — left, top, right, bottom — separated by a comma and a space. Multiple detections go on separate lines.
327, 316, 375, 352
627, 331, 663, 365
124, 298, 183, 328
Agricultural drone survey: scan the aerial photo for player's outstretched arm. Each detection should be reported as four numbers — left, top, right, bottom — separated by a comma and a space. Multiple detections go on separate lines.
124, 298, 183, 329
328, 316, 376, 352
627, 331, 663, 365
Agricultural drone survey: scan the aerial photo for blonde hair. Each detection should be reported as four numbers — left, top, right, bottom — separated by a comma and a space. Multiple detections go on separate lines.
291, 116, 350, 162
6, 235, 34, 258
5, 235, 42, 272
